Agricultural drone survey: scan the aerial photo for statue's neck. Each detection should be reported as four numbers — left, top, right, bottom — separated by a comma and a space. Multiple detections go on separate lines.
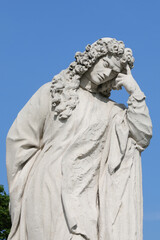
80, 74, 98, 93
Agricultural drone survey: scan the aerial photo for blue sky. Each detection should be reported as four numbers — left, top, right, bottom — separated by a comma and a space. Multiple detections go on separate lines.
0, 0, 160, 238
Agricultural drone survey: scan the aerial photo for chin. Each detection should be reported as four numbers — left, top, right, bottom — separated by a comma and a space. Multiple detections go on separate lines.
92, 78, 101, 85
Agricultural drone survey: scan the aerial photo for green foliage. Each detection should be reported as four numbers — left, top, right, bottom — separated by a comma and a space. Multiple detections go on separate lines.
0, 185, 11, 240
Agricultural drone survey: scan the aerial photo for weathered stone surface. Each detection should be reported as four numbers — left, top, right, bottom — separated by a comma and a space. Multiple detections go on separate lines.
6, 38, 152, 240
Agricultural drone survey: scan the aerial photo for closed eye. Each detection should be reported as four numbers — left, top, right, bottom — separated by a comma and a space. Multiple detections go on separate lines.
102, 58, 109, 68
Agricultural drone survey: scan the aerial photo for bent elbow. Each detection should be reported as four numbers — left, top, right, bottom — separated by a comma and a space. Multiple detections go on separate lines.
136, 125, 152, 150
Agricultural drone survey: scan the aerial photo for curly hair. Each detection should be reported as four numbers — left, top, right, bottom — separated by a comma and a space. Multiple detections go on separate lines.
50, 38, 135, 120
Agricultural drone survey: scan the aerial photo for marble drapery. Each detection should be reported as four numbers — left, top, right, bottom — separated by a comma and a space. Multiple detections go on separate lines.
6, 79, 152, 240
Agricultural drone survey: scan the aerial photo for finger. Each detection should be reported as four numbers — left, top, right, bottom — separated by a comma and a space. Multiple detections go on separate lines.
115, 77, 123, 82
126, 64, 131, 75
112, 81, 119, 90
112, 84, 122, 90
118, 73, 125, 77
116, 81, 123, 88
115, 84, 122, 90
114, 80, 123, 90
116, 73, 125, 80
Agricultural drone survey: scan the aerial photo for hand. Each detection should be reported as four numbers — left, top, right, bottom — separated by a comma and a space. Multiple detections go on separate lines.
113, 65, 141, 95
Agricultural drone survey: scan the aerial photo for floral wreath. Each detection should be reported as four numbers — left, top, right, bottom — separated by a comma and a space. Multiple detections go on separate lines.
50, 38, 135, 120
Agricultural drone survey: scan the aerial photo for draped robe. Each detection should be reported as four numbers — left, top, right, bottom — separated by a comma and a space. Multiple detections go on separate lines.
6, 80, 152, 240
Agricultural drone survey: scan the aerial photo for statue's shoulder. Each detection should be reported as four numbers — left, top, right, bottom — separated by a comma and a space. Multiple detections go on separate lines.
26, 82, 52, 114
32, 82, 52, 102
38, 82, 51, 94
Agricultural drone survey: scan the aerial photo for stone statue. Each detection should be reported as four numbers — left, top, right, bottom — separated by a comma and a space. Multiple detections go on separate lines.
6, 38, 152, 240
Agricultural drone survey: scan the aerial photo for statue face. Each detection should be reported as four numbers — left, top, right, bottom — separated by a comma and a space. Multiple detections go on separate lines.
85, 55, 121, 85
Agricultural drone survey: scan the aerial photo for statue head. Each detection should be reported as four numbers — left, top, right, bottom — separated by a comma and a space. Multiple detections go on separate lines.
82, 55, 122, 86
51, 38, 134, 119
70, 38, 134, 78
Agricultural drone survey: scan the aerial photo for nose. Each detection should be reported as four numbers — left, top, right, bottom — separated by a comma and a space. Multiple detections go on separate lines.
103, 68, 112, 77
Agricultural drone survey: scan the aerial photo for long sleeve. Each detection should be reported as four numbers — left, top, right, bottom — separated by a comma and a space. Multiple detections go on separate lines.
6, 83, 51, 236
126, 89, 152, 150
106, 89, 152, 174
99, 90, 152, 240
6, 82, 51, 186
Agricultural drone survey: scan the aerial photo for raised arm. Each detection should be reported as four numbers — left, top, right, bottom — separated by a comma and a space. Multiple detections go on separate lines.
114, 65, 152, 150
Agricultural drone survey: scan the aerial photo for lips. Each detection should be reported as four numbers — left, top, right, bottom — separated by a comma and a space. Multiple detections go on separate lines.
98, 73, 105, 81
